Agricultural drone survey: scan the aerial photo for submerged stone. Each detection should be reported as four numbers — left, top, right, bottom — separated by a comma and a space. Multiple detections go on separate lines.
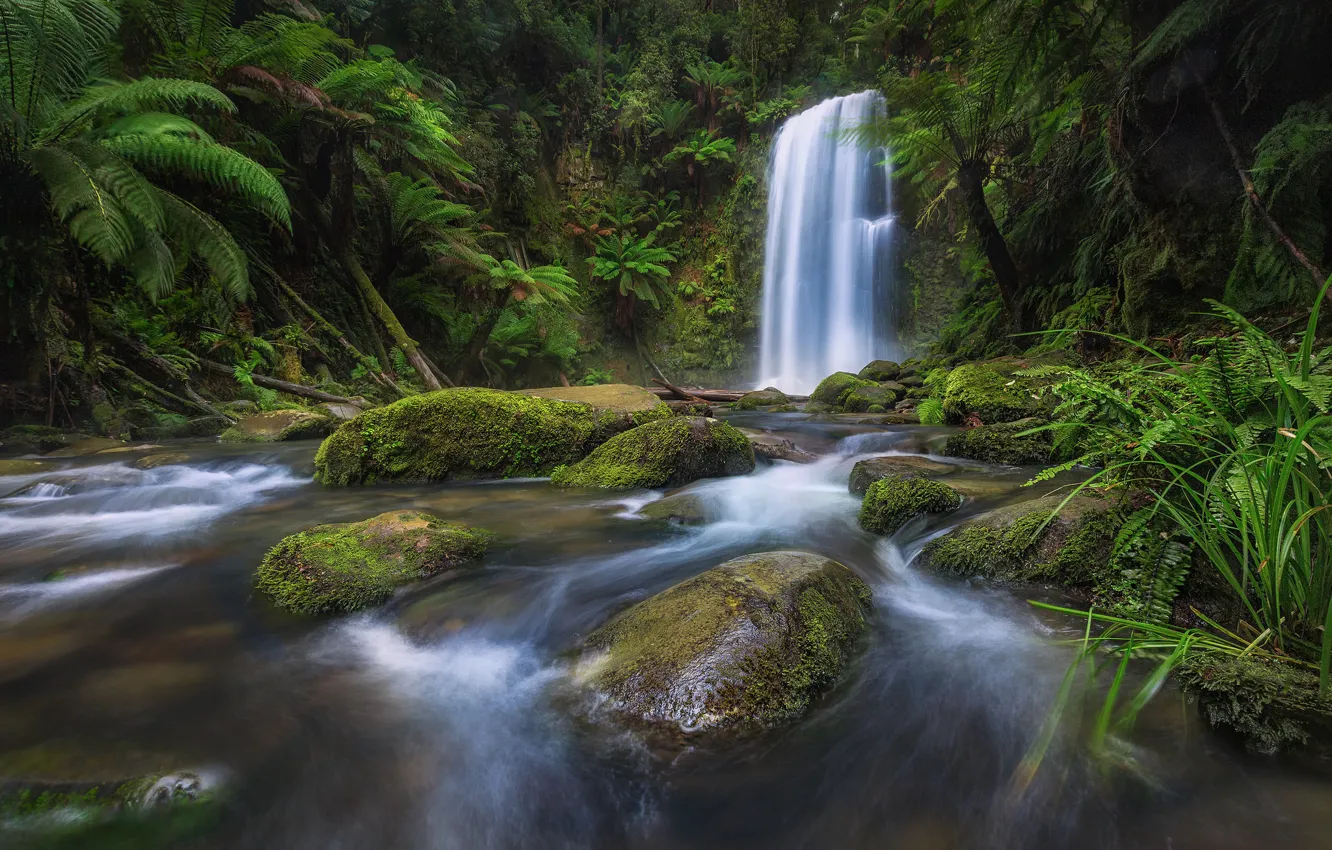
315, 387, 670, 485
575, 551, 872, 735
134, 452, 192, 470
857, 360, 901, 382
551, 417, 754, 490
220, 410, 335, 443
254, 510, 491, 615
858, 476, 963, 535
916, 493, 1118, 586
848, 455, 958, 495
943, 418, 1053, 465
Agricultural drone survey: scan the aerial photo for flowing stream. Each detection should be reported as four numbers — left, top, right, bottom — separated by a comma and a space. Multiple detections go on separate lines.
757, 92, 898, 393
1, 420, 1330, 849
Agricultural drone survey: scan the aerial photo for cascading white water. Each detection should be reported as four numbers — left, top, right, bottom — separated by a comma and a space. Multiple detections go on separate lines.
757, 91, 897, 394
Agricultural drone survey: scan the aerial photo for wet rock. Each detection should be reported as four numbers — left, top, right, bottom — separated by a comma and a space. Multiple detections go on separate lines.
809, 372, 877, 410
733, 388, 791, 410
315, 401, 363, 421
45, 437, 126, 457
552, 417, 755, 490
3, 425, 88, 454
574, 551, 872, 735
858, 475, 963, 535
857, 360, 901, 382
943, 418, 1053, 465
637, 492, 708, 525
1175, 654, 1332, 754
220, 409, 336, 443
254, 510, 491, 615
0, 459, 48, 476
750, 435, 817, 464
916, 493, 1119, 586
939, 357, 1059, 425
842, 384, 902, 413
316, 387, 670, 485
894, 398, 919, 410
898, 374, 925, 389
848, 456, 958, 495
134, 452, 191, 470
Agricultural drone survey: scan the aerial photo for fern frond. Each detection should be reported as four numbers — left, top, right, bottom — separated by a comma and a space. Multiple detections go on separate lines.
158, 190, 251, 300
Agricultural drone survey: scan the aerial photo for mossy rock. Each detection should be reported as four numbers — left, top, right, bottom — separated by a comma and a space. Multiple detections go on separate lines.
134, 453, 191, 470
220, 410, 336, 443
45, 437, 126, 457
2, 425, 85, 454
315, 387, 670, 485
809, 372, 877, 411
1176, 654, 1332, 754
943, 418, 1053, 465
848, 456, 957, 495
858, 476, 963, 535
917, 493, 1119, 586
733, 388, 791, 410
551, 417, 755, 490
842, 384, 902, 413
940, 359, 1047, 425
638, 492, 709, 525
254, 510, 491, 615
0, 459, 48, 477
898, 374, 925, 389
516, 384, 670, 421
857, 360, 900, 382
575, 551, 873, 734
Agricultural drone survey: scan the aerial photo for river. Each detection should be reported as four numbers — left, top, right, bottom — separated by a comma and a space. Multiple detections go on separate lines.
0, 414, 1328, 849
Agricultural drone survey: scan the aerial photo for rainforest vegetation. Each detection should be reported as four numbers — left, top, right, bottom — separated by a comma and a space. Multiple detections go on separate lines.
5, 0, 1332, 768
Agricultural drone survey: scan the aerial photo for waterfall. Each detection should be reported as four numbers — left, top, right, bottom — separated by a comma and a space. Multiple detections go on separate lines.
757, 91, 897, 394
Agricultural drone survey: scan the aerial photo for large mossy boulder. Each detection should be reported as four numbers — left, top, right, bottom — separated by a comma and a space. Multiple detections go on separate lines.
733, 388, 791, 410
516, 383, 670, 419
848, 455, 957, 495
842, 383, 903, 413
858, 475, 963, 535
943, 418, 1053, 465
575, 551, 872, 735
916, 493, 1118, 586
315, 387, 670, 485
255, 510, 490, 615
220, 410, 335, 443
551, 417, 755, 489
857, 360, 901, 382
940, 359, 1048, 425
809, 372, 877, 410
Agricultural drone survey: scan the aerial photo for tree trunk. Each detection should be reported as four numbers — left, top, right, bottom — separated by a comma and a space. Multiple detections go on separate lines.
458, 289, 511, 385
957, 162, 1026, 330
596, 1, 604, 95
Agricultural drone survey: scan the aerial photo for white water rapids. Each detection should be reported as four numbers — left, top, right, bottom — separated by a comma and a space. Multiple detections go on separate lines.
757, 91, 898, 394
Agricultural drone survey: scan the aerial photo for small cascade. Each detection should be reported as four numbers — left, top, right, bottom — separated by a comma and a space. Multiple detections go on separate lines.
757, 91, 897, 394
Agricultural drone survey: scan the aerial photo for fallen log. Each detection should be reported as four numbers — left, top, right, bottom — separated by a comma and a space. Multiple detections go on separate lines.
197, 360, 365, 406
647, 385, 810, 403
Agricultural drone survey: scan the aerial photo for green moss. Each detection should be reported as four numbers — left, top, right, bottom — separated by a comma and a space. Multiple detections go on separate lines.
848, 455, 956, 495
0, 459, 48, 476
809, 372, 877, 411
940, 361, 1043, 424
943, 418, 1053, 465
732, 388, 790, 410
551, 417, 755, 489
858, 475, 963, 535
857, 360, 901, 382
219, 410, 335, 443
842, 384, 902, 413
254, 510, 491, 615
580, 551, 872, 733
1176, 655, 1332, 753
314, 387, 668, 485
918, 494, 1119, 586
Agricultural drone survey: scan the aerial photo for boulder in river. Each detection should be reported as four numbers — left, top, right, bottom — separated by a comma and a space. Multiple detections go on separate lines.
848, 455, 958, 495
220, 410, 336, 443
315, 386, 670, 485
551, 417, 755, 489
842, 383, 904, 413
857, 360, 901, 382
943, 418, 1053, 465
732, 388, 791, 410
916, 493, 1118, 586
858, 475, 963, 535
939, 357, 1060, 425
254, 510, 491, 615
637, 491, 709, 525
574, 551, 872, 735
808, 372, 876, 411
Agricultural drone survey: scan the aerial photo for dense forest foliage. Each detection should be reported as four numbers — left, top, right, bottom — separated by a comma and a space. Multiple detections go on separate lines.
1, 0, 1330, 434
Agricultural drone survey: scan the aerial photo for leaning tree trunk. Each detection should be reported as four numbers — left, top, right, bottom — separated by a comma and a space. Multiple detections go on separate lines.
458, 288, 512, 386
957, 162, 1027, 330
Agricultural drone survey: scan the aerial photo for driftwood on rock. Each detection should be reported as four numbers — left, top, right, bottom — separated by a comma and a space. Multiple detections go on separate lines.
197, 361, 364, 406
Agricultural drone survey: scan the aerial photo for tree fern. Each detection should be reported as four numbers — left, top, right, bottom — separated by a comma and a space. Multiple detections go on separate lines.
158, 189, 250, 299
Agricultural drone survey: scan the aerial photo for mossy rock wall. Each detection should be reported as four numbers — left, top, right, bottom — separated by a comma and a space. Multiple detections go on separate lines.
576, 551, 872, 735
314, 387, 669, 485
551, 417, 755, 489
858, 476, 963, 535
254, 511, 490, 615
916, 493, 1119, 587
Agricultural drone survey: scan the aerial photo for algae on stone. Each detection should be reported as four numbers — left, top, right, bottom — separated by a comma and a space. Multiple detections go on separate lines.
848, 455, 957, 495
0, 459, 48, 476
254, 510, 491, 615
220, 410, 335, 443
917, 493, 1119, 587
575, 551, 872, 734
637, 492, 709, 525
516, 384, 671, 423
315, 387, 669, 485
943, 418, 1053, 465
842, 384, 903, 413
858, 476, 963, 535
809, 372, 877, 410
1175, 654, 1332, 754
857, 360, 900, 382
733, 388, 791, 410
940, 359, 1046, 425
551, 417, 755, 489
